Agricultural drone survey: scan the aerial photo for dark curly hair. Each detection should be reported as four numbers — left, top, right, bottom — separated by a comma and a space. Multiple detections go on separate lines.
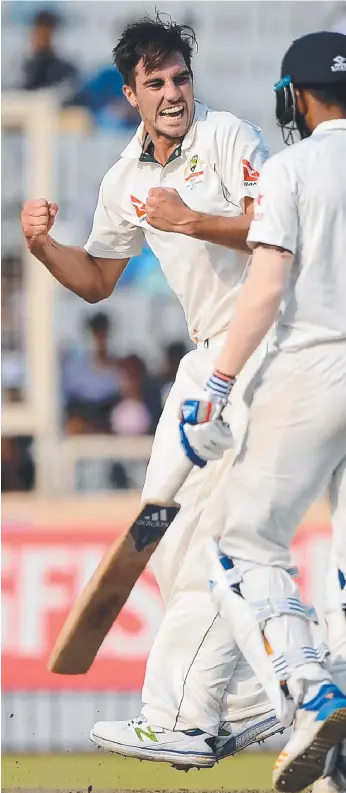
113, 12, 197, 88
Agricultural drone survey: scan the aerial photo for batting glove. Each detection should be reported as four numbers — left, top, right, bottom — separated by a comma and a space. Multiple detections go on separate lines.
179, 370, 236, 467
180, 418, 233, 467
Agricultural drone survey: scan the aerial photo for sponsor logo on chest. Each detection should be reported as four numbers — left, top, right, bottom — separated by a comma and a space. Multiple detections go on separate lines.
242, 158, 260, 187
130, 195, 147, 222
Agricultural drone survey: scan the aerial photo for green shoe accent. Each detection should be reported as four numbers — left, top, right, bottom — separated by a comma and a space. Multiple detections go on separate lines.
135, 725, 159, 743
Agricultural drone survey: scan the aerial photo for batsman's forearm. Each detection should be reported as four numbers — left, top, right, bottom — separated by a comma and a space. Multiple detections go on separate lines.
216, 288, 281, 376
29, 236, 108, 302
184, 212, 252, 253
215, 247, 292, 376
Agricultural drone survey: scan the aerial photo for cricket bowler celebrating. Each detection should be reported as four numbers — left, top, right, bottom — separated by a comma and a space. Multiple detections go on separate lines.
179, 30, 346, 792
21, 14, 286, 767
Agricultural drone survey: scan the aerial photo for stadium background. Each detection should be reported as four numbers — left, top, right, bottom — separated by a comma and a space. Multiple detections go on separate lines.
1, 0, 345, 788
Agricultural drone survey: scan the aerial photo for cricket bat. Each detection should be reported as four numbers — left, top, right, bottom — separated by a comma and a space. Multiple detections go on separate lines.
47, 457, 193, 675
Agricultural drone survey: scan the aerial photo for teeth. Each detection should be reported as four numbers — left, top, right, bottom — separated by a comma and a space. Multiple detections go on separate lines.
161, 105, 184, 116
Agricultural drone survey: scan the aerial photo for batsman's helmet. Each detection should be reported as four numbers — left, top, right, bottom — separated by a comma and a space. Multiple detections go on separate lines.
274, 31, 346, 144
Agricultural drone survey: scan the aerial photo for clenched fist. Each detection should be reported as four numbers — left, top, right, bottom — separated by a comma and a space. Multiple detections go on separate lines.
21, 199, 59, 248
146, 188, 193, 233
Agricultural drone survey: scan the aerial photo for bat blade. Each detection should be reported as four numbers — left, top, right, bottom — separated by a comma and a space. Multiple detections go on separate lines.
47, 501, 180, 675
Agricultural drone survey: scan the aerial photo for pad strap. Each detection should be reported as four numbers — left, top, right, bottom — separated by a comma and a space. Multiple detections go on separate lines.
252, 597, 317, 624
271, 643, 330, 680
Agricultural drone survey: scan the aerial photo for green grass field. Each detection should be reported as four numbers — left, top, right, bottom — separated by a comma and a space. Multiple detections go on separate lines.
2, 752, 277, 791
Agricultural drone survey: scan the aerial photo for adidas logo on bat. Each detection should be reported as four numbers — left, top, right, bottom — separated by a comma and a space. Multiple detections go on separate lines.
151, 509, 168, 521
137, 509, 169, 528
131, 504, 179, 550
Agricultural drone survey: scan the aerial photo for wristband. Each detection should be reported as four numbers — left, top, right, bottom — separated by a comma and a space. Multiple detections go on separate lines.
205, 369, 236, 400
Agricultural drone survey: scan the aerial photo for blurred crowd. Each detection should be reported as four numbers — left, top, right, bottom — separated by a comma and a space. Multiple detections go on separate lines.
60, 312, 187, 437
6, 7, 140, 133
2, 310, 188, 493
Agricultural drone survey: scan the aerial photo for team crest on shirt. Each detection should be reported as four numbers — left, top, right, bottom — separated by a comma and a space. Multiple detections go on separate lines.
184, 153, 205, 190
130, 195, 147, 222
242, 159, 260, 187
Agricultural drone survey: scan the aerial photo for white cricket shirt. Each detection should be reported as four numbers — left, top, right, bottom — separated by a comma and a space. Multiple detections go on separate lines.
247, 118, 346, 351
85, 100, 268, 342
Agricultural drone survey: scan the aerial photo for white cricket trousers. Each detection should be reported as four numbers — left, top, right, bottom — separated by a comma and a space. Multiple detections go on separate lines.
141, 335, 275, 733
219, 342, 346, 705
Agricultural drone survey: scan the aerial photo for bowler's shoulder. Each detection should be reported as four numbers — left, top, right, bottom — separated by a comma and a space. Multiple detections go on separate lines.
100, 157, 136, 198
201, 104, 266, 144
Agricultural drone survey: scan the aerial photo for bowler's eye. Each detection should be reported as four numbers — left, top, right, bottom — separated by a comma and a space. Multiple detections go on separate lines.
147, 80, 163, 90
174, 73, 190, 85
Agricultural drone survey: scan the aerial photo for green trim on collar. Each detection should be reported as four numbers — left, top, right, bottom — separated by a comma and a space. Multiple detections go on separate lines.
139, 138, 157, 163
167, 144, 182, 164
139, 137, 182, 165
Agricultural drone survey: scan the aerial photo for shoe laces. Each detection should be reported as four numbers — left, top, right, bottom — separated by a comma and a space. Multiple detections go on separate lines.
127, 717, 148, 727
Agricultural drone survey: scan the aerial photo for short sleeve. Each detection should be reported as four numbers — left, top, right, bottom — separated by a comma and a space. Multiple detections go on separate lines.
247, 155, 298, 254
219, 119, 269, 211
84, 174, 144, 259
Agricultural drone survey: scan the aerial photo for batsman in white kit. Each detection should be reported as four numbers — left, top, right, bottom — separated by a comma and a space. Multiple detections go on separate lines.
20, 14, 286, 768
179, 30, 346, 793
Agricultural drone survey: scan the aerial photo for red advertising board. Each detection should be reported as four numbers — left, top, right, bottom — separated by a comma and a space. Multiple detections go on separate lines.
1, 499, 332, 692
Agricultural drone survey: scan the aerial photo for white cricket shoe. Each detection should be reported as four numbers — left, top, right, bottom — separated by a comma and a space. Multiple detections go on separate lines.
216, 710, 286, 760
90, 716, 215, 768
273, 683, 346, 792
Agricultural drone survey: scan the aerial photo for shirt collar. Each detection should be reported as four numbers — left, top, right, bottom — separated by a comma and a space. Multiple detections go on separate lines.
312, 118, 346, 135
121, 99, 209, 160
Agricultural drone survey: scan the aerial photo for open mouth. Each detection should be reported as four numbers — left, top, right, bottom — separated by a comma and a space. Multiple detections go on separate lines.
159, 104, 185, 120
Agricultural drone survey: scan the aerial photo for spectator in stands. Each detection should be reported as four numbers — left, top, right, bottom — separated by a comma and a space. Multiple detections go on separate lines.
20, 9, 78, 95
111, 354, 162, 435
68, 16, 138, 133
69, 62, 138, 131
62, 312, 122, 435
1, 256, 26, 404
157, 341, 189, 406
1, 437, 35, 492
